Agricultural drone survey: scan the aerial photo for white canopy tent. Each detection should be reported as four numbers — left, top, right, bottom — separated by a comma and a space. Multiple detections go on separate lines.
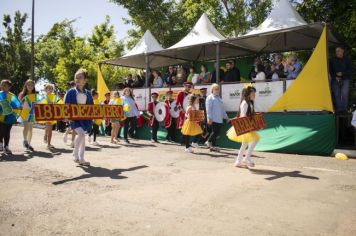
246, 0, 307, 36
103, 30, 185, 68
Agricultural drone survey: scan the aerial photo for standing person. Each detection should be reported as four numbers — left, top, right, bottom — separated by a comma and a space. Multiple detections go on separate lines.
249, 57, 265, 80
64, 69, 93, 166
227, 85, 260, 168
164, 90, 176, 142
222, 61, 240, 82
176, 82, 193, 129
198, 87, 209, 145
122, 88, 140, 144
63, 81, 76, 147
109, 91, 122, 144
41, 83, 59, 149
88, 90, 101, 146
269, 54, 286, 80
152, 70, 163, 88
186, 66, 195, 83
147, 92, 160, 143
0, 80, 21, 155
283, 54, 302, 79
211, 62, 225, 83
103, 92, 112, 136
181, 95, 203, 153
253, 64, 266, 81
18, 79, 37, 151
163, 66, 176, 86
329, 46, 355, 113
206, 84, 229, 152
199, 64, 212, 84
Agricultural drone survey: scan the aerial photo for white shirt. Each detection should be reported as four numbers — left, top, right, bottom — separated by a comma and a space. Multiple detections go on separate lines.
255, 71, 266, 81
240, 100, 252, 118
352, 111, 356, 128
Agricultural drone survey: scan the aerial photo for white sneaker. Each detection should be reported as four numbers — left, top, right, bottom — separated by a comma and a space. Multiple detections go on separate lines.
191, 142, 199, 148
63, 133, 68, 143
92, 141, 100, 146
184, 147, 194, 153
88, 135, 92, 143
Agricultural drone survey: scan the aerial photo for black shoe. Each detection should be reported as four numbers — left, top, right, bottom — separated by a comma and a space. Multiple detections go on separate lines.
27, 145, 34, 152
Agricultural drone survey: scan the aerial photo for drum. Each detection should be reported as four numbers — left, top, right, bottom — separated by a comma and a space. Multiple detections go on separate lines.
154, 102, 167, 122
169, 101, 179, 118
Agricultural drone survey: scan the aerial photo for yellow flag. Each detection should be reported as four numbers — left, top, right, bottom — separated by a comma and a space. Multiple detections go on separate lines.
268, 26, 334, 112
97, 66, 110, 102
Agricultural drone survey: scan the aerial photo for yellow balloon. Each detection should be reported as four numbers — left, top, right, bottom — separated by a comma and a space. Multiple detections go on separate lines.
335, 153, 348, 160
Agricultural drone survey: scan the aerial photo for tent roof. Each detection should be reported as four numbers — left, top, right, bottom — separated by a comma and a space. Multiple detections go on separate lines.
169, 13, 225, 49
124, 30, 164, 57
246, 0, 307, 36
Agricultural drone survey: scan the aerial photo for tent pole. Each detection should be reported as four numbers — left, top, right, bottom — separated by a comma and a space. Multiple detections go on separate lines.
216, 42, 222, 97
145, 54, 151, 102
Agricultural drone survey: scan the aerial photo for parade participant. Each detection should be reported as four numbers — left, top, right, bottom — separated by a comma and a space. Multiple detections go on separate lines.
88, 89, 101, 146
0, 80, 21, 155
176, 81, 192, 129
56, 91, 67, 133
206, 84, 229, 152
64, 69, 93, 166
122, 87, 140, 144
103, 92, 112, 136
63, 81, 76, 147
227, 84, 259, 168
181, 95, 203, 153
197, 87, 209, 145
18, 79, 37, 151
164, 90, 176, 142
147, 92, 160, 143
109, 91, 122, 144
41, 83, 59, 149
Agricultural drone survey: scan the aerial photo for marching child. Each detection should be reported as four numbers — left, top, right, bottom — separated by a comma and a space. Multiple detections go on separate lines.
64, 69, 93, 166
147, 92, 160, 143
18, 79, 37, 151
181, 94, 203, 153
109, 91, 122, 144
0, 80, 21, 155
164, 90, 176, 142
227, 85, 259, 168
41, 83, 59, 149
88, 89, 101, 146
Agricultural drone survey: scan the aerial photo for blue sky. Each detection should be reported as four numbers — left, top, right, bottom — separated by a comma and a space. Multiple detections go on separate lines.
0, 0, 131, 40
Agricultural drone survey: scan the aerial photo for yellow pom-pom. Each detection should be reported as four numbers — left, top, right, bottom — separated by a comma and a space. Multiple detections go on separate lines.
335, 153, 348, 160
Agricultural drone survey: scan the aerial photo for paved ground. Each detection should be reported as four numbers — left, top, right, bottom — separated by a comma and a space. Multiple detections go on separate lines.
1, 126, 356, 236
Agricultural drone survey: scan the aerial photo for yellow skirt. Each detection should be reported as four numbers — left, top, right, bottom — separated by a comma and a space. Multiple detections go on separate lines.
181, 120, 203, 136
226, 126, 260, 143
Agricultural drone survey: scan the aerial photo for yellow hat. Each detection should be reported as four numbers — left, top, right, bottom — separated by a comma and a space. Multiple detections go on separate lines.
335, 153, 348, 160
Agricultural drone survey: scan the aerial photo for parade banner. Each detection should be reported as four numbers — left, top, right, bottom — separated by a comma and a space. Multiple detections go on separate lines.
230, 113, 266, 136
189, 110, 205, 122
34, 104, 124, 121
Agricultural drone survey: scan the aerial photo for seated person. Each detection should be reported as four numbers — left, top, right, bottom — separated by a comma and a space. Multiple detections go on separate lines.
199, 64, 211, 84
283, 54, 302, 79
175, 67, 186, 85
163, 66, 176, 86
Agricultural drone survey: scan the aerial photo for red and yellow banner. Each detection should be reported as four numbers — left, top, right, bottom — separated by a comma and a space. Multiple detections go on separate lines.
230, 113, 266, 136
34, 104, 124, 121
189, 110, 205, 122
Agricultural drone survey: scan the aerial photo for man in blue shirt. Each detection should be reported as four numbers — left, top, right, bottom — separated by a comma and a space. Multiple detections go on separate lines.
205, 83, 230, 152
283, 54, 302, 79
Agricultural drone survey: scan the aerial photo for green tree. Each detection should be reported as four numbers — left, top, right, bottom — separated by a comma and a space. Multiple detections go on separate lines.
0, 11, 31, 94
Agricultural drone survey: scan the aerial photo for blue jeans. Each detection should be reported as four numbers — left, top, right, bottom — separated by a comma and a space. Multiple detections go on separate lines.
331, 79, 350, 112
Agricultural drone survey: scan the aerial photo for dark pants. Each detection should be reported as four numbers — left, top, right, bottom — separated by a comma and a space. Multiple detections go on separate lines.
0, 123, 13, 147
117, 126, 122, 138
207, 122, 222, 146
56, 120, 67, 132
331, 79, 350, 112
124, 117, 136, 139
151, 120, 159, 141
183, 135, 199, 148
89, 123, 99, 142
105, 123, 112, 136
166, 119, 176, 141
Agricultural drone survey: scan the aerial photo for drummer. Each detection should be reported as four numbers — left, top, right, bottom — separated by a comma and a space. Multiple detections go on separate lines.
147, 92, 160, 143
175, 81, 192, 129
164, 90, 176, 142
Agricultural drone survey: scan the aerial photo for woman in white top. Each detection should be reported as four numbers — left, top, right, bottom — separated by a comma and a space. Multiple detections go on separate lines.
254, 64, 266, 81
152, 70, 163, 88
